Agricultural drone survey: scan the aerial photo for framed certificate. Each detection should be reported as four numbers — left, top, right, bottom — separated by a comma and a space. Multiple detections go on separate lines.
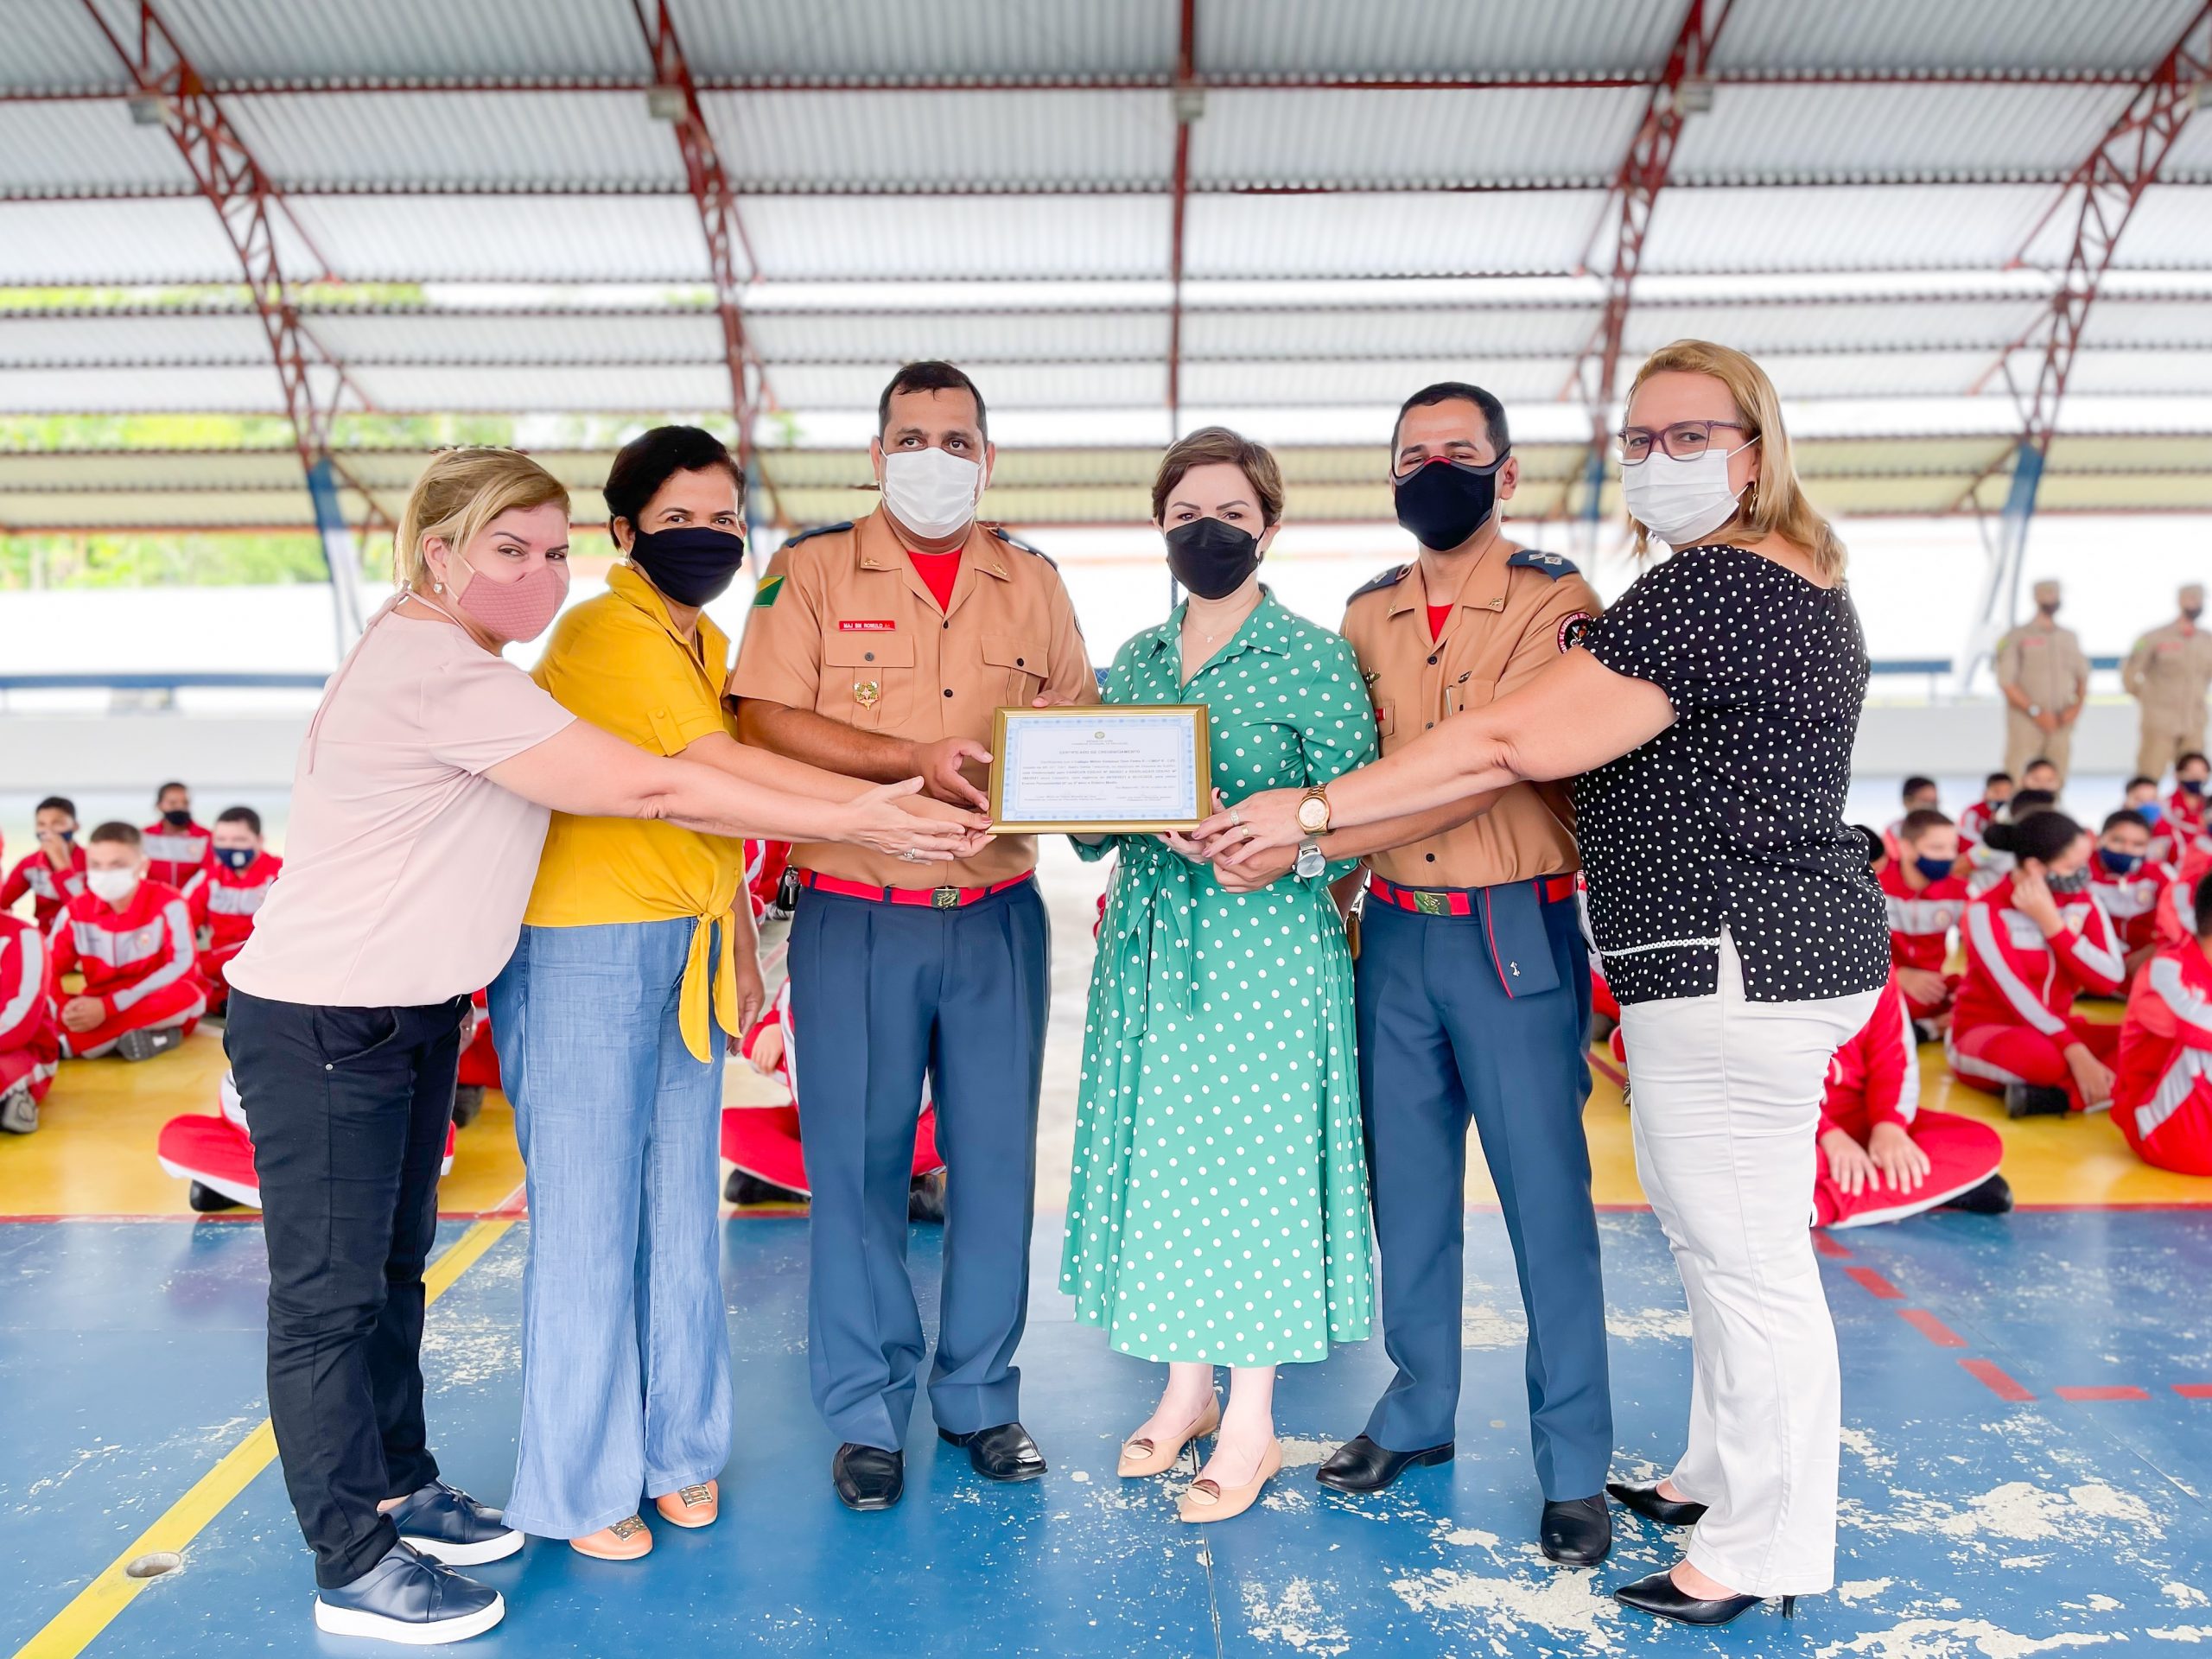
988, 704, 1211, 833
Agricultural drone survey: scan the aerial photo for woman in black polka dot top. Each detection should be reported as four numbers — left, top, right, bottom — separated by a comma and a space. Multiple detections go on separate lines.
1200, 340, 1887, 1627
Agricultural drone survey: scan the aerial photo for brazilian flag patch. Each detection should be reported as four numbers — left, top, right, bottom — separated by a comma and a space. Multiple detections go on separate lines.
753, 574, 785, 608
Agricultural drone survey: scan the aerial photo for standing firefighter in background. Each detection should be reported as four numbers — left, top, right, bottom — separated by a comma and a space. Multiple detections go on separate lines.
1995, 580, 2088, 783
2124, 584, 2212, 783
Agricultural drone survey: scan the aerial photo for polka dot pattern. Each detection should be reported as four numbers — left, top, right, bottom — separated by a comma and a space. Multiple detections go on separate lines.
1060, 589, 1376, 1366
1575, 543, 1891, 1007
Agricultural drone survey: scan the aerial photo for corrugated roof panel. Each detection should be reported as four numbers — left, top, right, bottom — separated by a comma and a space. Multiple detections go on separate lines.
305, 308, 727, 364
1637, 184, 2059, 272
2037, 472, 2212, 511
1185, 303, 1599, 360
274, 194, 713, 282
1712, 0, 2202, 73
0, 309, 271, 366
2107, 185, 2212, 269
1181, 358, 1567, 405
0, 99, 198, 197
771, 360, 1166, 409
0, 365, 286, 413
1198, 0, 1687, 79
745, 307, 1170, 362
1623, 294, 2049, 355
665, 0, 1179, 80
223, 91, 683, 192
699, 89, 1173, 190
1742, 349, 1999, 399
2046, 432, 2212, 469
3, 5, 133, 93
2053, 349, 2212, 396
1191, 88, 1646, 188
2078, 298, 2212, 348
89, 0, 650, 84
740, 194, 1171, 279
1671, 82, 2138, 184
0, 198, 250, 283
1185, 191, 1605, 278
345, 362, 734, 411
2161, 113, 2212, 182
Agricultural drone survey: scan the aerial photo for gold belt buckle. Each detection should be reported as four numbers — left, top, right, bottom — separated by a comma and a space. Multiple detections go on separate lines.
1414, 890, 1449, 916
931, 886, 960, 909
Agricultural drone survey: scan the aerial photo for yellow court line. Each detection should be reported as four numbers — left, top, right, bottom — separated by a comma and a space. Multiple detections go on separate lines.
12, 1217, 516, 1659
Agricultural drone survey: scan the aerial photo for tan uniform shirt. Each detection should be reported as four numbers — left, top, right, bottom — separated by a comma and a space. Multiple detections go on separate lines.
1994, 618, 2089, 715
1340, 545, 1600, 891
2123, 619, 2212, 719
728, 506, 1097, 888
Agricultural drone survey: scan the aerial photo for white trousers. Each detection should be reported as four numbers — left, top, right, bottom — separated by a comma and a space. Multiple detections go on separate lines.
1617, 931, 1880, 1597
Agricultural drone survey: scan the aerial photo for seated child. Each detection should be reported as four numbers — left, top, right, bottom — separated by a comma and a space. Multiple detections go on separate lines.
1816, 970, 2009, 1227
2171, 751, 2212, 845
1955, 771, 2012, 855
2114, 874, 2212, 1177
1881, 774, 1941, 861
2, 796, 86, 929
1879, 807, 1968, 1038
159, 1068, 457, 1212
2088, 809, 2164, 984
190, 805, 283, 1016
143, 780, 213, 895
0, 910, 60, 1135
50, 822, 205, 1061
2124, 775, 2177, 866
1966, 785, 2057, 893
722, 979, 947, 1221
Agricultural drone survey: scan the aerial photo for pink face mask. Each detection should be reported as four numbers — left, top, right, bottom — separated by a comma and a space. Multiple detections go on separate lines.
445, 551, 569, 644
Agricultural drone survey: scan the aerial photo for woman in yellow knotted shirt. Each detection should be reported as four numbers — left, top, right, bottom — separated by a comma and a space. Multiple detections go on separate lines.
490, 427, 808, 1561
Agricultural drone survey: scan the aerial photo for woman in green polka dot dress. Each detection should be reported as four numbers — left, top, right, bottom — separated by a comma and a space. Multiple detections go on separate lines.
1061, 428, 1376, 1522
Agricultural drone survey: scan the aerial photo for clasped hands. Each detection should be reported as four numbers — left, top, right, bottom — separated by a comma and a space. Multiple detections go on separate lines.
1155, 787, 1313, 893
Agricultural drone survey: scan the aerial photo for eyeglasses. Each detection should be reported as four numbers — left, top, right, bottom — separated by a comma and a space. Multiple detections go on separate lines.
1616, 420, 1748, 466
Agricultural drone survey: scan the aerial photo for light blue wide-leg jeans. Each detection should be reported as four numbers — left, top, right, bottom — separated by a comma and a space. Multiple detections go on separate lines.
489, 917, 731, 1539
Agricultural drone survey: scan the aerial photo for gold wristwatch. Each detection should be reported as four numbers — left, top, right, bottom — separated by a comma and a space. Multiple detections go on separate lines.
1296, 785, 1332, 836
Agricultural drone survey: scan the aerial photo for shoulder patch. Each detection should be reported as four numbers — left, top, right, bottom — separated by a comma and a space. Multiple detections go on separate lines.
987, 524, 1056, 567
1347, 564, 1409, 604
1508, 549, 1580, 580
780, 519, 853, 550
751, 573, 785, 608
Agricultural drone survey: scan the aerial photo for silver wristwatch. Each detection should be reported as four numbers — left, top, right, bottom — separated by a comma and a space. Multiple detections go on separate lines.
1294, 838, 1326, 880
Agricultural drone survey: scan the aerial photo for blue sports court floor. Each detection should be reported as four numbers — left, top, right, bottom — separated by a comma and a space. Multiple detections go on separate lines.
8, 1205, 2210, 1657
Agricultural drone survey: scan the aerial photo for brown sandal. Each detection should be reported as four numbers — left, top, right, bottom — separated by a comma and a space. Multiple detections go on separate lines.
570, 1514, 652, 1560
653, 1479, 719, 1529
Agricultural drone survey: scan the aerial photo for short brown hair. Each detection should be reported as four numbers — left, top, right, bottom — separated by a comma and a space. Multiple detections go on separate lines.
88, 821, 142, 849
1151, 426, 1285, 527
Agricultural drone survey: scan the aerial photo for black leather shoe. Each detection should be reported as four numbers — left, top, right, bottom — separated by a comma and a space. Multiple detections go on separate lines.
2005, 1083, 2071, 1118
1939, 1173, 2015, 1214
832, 1443, 904, 1511
314, 1542, 505, 1643
385, 1478, 523, 1567
1605, 1480, 1708, 1528
938, 1421, 1046, 1482
1613, 1568, 1795, 1625
1313, 1433, 1453, 1494
1540, 1495, 1611, 1565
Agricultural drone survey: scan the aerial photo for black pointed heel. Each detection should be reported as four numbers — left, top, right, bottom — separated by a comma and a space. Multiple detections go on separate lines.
1604, 1480, 1708, 1527
1611, 1569, 1796, 1626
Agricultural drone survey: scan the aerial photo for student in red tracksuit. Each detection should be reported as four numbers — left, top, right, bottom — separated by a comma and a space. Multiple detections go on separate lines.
2, 796, 87, 931
143, 780, 213, 897
2088, 809, 2164, 984
1880, 775, 1941, 862
2115, 874, 2212, 1177
2168, 752, 2211, 844
1947, 810, 2124, 1118
159, 1065, 462, 1212
0, 910, 60, 1135
1815, 972, 2009, 1227
721, 979, 947, 1220
2123, 776, 2177, 867
1955, 772, 2012, 857
190, 805, 283, 1014
1879, 807, 1968, 1037
48, 822, 206, 1061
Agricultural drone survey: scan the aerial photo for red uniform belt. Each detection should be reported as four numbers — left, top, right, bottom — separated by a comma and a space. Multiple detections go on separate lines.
1368, 872, 1576, 916
793, 869, 1034, 911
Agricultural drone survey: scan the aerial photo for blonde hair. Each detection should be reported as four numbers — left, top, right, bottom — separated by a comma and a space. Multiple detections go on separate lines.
1624, 340, 1845, 580
392, 448, 569, 589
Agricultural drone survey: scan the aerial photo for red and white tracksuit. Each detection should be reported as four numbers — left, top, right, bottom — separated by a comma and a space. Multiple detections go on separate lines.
1815, 975, 2004, 1228
142, 818, 213, 895
2, 845, 86, 932
2114, 942, 2212, 1177
158, 1067, 456, 1210
48, 880, 205, 1058
1947, 874, 2124, 1109
188, 852, 282, 1011
721, 980, 943, 1196
0, 912, 60, 1107
1955, 799, 1999, 855
2168, 788, 2209, 847
743, 838, 792, 921
2090, 861, 2167, 969
1878, 860, 1967, 1019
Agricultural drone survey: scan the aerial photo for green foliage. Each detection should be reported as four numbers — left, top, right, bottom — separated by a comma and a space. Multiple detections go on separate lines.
0, 531, 372, 590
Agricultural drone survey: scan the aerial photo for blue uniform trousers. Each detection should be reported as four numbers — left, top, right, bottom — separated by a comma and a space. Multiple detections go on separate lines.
1354, 885, 1614, 1500
785, 879, 1048, 1452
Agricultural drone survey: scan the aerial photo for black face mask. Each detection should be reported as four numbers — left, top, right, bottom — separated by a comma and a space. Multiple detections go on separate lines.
630, 524, 747, 607
2186, 607, 2203, 622
2046, 868, 2091, 896
1165, 518, 1262, 601
162, 808, 191, 829
1393, 454, 1507, 552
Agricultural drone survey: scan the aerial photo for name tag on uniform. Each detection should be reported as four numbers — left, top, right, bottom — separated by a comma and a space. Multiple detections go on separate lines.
838, 620, 897, 632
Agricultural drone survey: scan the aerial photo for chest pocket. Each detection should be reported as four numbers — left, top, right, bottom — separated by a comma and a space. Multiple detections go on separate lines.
982, 632, 1047, 706
1373, 700, 1396, 741
1441, 668, 1491, 720
823, 632, 914, 731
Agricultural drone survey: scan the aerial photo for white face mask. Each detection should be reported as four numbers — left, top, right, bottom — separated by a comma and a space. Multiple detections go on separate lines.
1622, 439, 1758, 549
880, 446, 982, 541
86, 868, 137, 906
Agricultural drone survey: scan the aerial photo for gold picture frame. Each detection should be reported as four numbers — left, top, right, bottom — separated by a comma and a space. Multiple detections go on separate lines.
988, 703, 1212, 834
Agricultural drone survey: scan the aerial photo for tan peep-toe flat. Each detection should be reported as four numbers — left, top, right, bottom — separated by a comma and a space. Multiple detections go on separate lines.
653, 1480, 719, 1529
1178, 1439, 1282, 1524
570, 1514, 652, 1560
1117, 1396, 1223, 1478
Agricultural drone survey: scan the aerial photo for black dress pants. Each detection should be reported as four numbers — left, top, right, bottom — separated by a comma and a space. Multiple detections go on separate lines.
226, 988, 469, 1588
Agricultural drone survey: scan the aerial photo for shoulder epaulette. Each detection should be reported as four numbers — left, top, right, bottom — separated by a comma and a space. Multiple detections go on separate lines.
1507, 549, 1580, 580
1347, 564, 1409, 603
780, 519, 853, 550
987, 524, 1056, 567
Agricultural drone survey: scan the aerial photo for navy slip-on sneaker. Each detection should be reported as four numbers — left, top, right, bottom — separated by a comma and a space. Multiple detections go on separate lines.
314, 1543, 505, 1645
385, 1481, 523, 1567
